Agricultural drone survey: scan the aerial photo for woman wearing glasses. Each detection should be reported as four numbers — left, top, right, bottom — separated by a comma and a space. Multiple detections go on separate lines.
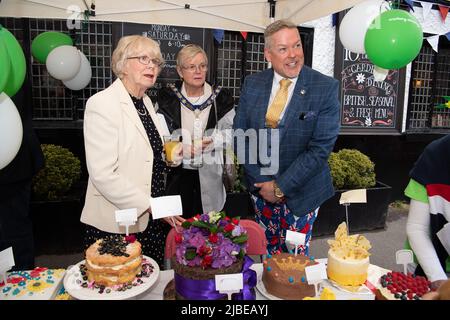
157, 44, 235, 218
81, 35, 183, 268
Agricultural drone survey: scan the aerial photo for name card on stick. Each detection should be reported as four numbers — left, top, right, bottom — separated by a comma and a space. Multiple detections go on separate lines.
115, 208, 137, 236
285, 230, 306, 256
215, 273, 243, 300
339, 189, 367, 204
396, 249, 414, 275
0, 247, 15, 285
305, 263, 327, 297
150, 195, 183, 232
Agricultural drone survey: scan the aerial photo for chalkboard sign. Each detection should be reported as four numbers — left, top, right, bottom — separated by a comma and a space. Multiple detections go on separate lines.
334, 15, 405, 134
114, 23, 212, 100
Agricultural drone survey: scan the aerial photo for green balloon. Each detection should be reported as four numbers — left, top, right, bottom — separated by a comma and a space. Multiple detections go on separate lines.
31, 31, 73, 63
0, 27, 26, 97
364, 9, 423, 70
0, 35, 11, 93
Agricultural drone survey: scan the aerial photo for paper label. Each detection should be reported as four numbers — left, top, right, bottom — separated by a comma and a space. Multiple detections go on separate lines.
156, 113, 171, 137
115, 208, 137, 224
437, 222, 450, 256
285, 230, 306, 246
150, 195, 183, 219
215, 273, 243, 292
395, 249, 414, 265
305, 263, 327, 284
0, 247, 15, 273
339, 189, 367, 204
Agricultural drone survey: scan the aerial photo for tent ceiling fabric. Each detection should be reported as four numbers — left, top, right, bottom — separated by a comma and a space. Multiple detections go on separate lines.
1, 0, 365, 32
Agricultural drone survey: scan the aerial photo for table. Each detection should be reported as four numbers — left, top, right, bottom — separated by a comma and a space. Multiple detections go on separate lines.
135, 263, 266, 300
134, 262, 389, 300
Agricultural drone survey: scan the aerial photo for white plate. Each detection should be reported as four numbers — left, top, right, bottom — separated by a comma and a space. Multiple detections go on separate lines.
255, 281, 282, 300
63, 256, 159, 300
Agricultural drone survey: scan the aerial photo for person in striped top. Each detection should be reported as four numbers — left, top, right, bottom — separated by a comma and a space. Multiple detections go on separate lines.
405, 134, 450, 290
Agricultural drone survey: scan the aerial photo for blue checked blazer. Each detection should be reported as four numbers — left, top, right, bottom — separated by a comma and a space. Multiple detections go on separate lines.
233, 66, 340, 217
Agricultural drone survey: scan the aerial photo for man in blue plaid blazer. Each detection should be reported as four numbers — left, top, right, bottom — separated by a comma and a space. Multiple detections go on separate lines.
233, 20, 340, 255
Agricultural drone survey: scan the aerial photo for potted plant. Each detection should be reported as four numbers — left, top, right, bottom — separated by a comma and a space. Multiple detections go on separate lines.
313, 149, 392, 236
31, 144, 85, 254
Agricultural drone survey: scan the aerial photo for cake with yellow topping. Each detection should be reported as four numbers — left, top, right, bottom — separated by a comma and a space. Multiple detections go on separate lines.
326, 222, 371, 287
262, 252, 317, 300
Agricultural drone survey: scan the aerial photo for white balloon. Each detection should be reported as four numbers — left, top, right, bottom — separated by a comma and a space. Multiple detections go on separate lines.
339, 0, 390, 54
373, 65, 389, 82
46, 45, 81, 81
63, 51, 92, 90
0, 93, 23, 170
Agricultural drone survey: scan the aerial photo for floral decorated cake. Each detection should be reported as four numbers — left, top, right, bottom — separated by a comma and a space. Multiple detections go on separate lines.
172, 211, 256, 300
0, 267, 65, 300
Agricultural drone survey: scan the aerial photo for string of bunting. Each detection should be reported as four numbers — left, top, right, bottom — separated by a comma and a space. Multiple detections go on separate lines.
404, 0, 450, 20
434, 96, 450, 109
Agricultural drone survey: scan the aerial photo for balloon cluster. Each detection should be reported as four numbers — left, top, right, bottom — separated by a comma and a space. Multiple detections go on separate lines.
0, 25, 25, 170
339, 0, 423, 70
31, 31, 92, 90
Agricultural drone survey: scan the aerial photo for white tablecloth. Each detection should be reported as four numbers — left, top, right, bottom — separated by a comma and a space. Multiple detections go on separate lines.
135, 263, 266, 300
134, 261, 389, 300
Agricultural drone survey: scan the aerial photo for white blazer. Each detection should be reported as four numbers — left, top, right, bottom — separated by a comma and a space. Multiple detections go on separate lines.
81, 79, 165, 233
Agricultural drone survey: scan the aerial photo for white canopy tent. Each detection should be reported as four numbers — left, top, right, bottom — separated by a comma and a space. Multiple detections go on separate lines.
1, 0, 365, 32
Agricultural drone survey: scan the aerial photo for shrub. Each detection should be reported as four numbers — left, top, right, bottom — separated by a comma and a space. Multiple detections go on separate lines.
328, 149, 376, 190
32, 144, 81, 200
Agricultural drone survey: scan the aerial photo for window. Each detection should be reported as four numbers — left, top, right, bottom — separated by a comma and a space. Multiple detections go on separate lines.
406, 37, 450, 133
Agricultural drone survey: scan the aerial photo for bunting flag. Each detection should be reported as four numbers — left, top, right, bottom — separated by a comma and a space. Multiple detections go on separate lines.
404, 0, 415, 11
332, 13, 338, 27
434, 95, 450, 109
439, 5, 449, 21
213, 29, 224, 44
419, 1, 434, 19
445, 31, 450, 40
240, 31, 248, 40
427, 34, 440, 52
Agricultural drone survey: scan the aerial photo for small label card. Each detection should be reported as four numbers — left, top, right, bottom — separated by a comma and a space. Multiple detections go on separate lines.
0, 247, 15, 284
150, 195, 183, 219
285, 230, 306, 256
215, 273, 243, 300
150, 195, 183, 232
437, 222, 450, 256
305, 263, 327, 297
115, 208, 137, 236
339, 189, 367, 204
396, 249, 414, 275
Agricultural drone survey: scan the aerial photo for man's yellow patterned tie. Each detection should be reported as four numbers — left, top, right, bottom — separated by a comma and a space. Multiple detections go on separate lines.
265, 78, 292, 128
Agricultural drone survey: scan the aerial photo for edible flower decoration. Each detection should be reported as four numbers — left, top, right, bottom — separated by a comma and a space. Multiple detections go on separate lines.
176, 211, 248, 269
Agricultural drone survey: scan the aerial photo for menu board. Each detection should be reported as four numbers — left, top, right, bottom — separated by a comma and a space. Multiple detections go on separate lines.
340, 49, 399, 128
334, 15, 405, 134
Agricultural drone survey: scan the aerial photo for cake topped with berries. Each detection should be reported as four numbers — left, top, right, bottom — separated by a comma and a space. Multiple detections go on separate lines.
378, 271, 432, 300
172, 211, 252, 300
85, 235, 142, 287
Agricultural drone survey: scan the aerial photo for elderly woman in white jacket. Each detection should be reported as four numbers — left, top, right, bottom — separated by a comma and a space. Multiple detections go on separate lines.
81, 35, 183, 268
156, 44, 235, 218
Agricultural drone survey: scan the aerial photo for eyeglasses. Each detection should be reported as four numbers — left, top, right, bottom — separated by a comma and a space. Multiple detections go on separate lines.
128, 56, 162, 67
182, 63, 208, 73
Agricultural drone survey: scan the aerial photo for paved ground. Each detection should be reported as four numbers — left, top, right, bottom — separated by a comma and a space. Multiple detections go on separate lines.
36, 205, 409, 272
